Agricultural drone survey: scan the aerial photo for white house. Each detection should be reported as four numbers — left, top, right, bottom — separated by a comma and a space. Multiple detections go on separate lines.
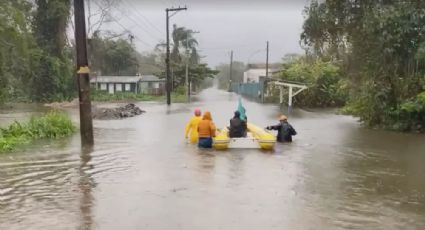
243, 64, 279, 83
90, 75, 165, 95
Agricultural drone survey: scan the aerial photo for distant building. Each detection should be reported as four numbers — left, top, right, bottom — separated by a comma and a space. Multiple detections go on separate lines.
90, 75, 165, 95
243, 63, 280, 83
139, 75, 165, 95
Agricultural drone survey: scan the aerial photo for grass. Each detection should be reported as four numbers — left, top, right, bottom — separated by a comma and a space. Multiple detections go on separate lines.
91, 91, 188, 103
0, 111, 76, 152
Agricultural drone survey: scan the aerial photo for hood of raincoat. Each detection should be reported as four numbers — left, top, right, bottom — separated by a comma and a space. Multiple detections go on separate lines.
203, 111, 212, 120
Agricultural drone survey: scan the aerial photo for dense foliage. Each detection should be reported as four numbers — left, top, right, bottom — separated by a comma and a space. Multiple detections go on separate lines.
0, 2, 216, 104
301, 0, 425, 132
278, 57, 348, 107
88, 33, 139, 76
0, 0, 74, 103
0, 111, 76, 152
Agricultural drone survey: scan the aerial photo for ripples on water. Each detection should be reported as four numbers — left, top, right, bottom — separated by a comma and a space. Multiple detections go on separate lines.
1, 89, 424, 230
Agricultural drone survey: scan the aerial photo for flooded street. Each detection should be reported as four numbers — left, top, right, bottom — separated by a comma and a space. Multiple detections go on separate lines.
1, 88, 424, 230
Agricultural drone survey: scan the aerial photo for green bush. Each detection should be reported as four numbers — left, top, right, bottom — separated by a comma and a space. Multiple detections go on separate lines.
0, 111, 76, 152
342, 91, 425, 132
279, 58, 348, 107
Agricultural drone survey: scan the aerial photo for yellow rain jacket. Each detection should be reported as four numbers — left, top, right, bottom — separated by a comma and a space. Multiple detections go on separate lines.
184, 115, 202, 143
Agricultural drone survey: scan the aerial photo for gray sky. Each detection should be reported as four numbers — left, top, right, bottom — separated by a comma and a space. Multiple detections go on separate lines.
91, 0, 309, 66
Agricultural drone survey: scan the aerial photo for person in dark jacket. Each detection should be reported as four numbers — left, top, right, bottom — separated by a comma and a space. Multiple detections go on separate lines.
229, 111, 247, 138
266, 115, 297, 142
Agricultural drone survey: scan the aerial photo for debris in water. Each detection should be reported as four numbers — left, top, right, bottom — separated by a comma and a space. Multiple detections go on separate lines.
93, 103, 145, 120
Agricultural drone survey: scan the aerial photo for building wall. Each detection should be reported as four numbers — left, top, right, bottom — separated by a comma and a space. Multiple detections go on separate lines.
243, 69, 271, 83
94, 82, 137, 94
92, 81, 165, 95
139, 81, 165, 95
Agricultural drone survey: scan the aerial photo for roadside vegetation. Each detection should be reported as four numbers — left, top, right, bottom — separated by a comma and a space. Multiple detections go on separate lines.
0, 1, 215, 105
91, 90, 187, 103
277, 57, 348, 107
0, 111, 76, 152
298, 0, 425, 132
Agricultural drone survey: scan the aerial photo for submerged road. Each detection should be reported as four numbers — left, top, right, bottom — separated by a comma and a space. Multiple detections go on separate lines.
0, 88, 424, 229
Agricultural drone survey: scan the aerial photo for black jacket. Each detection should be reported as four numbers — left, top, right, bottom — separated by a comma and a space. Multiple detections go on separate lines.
268, 121, 296, 142
229, 117, 247, 138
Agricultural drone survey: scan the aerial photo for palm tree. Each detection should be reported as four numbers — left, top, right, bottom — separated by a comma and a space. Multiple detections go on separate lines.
170, 24, 199, 65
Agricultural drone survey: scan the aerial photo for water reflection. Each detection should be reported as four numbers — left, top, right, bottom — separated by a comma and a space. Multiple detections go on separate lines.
79, 146, 95, 230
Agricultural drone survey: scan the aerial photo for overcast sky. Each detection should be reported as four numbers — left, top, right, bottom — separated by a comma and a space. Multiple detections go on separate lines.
89, 0, 309, 66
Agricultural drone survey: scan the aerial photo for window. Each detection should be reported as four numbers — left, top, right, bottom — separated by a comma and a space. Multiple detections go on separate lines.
115, 83, 122, 92
100, 83, 107, 90
125, 84, 131, 91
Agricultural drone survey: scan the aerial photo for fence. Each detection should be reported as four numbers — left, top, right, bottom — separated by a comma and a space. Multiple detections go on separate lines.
230, 77, 270, 101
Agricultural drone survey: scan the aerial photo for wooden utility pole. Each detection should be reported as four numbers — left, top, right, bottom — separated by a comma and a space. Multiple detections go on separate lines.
74, 0, 94, 146
229, 50, 233, 92
166, 6, 187, 105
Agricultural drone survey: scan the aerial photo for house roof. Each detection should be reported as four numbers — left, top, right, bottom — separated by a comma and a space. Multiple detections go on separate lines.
247, 63, 281, 69
90, 75, 164, 83
140, 75, 164, 82
90, 76, 141, 83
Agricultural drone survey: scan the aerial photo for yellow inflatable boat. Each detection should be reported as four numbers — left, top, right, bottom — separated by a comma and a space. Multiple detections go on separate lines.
213, 123, 276, 150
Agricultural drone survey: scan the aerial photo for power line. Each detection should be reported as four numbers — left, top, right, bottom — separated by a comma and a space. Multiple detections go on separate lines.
120, 1, 165, 36
90, 0, 156, 47
110, 3, 163, 41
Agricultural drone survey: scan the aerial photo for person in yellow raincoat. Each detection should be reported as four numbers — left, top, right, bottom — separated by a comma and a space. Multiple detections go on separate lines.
184, 109, 202, 143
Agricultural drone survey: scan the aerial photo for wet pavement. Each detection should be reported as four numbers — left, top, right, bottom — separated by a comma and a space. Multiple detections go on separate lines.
0, 88, 424, 230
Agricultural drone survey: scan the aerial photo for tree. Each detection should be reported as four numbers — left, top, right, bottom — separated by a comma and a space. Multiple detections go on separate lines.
170, 24, 200, 65
31, 0, 74, 102
88, 33, 139, 76
0, 1, 33, 102
301, 0, 425, 131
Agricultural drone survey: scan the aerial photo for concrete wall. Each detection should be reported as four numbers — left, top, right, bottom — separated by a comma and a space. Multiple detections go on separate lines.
243, 69, 270, 83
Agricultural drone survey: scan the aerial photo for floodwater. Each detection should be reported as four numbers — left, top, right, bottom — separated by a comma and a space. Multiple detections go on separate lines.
0, 88, 424, 230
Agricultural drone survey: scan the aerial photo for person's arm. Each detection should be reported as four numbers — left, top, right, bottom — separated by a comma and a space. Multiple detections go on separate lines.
210, 122, 217, 137
267, 123, 281, 130
184, 119, 192, 138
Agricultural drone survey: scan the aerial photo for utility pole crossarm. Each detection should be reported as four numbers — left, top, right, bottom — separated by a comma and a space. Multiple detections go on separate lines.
167, 6, 187, 12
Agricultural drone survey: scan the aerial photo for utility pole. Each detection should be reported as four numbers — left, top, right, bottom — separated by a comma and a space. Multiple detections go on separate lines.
185, 37, 190, 102
74, 0, 94, 146
229, 50, 233, 92
185, 31, 199, 103
166, 6, 187, 105
266, 41, 269, 78
263, 41, 269, 103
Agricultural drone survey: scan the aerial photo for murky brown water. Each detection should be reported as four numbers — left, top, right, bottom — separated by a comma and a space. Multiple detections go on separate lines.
1, 88, 424, 230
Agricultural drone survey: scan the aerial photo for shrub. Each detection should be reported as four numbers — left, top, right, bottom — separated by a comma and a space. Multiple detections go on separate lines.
0, 111, 76, 152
